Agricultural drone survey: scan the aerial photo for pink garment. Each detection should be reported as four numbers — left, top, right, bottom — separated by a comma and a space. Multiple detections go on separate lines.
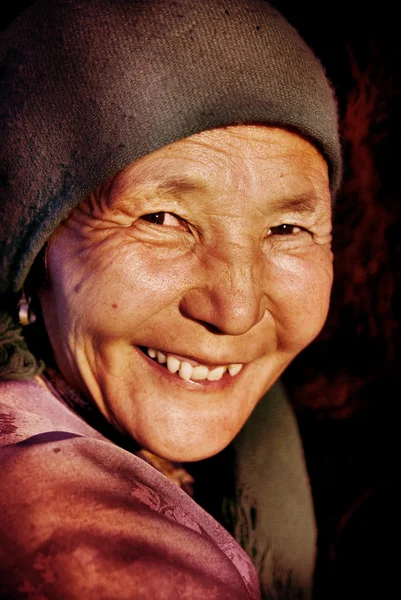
0, 378, 260, 599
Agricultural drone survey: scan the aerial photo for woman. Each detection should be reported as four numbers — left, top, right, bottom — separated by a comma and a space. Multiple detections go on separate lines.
0, 1, 341, 598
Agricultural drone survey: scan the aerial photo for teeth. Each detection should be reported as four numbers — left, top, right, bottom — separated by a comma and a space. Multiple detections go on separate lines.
179, 362, 193, 381
167, 355, 180, 374
207, 366, 227, 381
145, 347, 243, 382
157, 351, 167, 364
191, 365, 209, 381
228, 364, 243, 376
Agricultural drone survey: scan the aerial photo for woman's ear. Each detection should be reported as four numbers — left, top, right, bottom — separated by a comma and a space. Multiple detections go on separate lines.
22, 243, 57, 370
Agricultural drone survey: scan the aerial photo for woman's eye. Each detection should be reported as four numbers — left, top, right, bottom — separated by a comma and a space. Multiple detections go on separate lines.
140, 212, 181, 227
267, 224, 303, 236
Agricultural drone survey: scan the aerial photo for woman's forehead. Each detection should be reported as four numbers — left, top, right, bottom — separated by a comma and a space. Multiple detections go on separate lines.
114, 126, 328, 183
138, 125, 325, 159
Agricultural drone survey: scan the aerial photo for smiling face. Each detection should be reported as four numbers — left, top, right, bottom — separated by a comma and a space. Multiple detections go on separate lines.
39, 125, 333, 461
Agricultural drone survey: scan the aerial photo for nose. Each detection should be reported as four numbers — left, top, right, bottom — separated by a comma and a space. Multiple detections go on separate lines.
179, 251, 266, 336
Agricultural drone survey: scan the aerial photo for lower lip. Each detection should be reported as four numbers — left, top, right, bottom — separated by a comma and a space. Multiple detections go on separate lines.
134, 346, 244, 392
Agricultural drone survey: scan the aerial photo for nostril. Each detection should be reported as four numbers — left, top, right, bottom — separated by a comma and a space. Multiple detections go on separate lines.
191, 319, 223, 335
199, 321, 222, 335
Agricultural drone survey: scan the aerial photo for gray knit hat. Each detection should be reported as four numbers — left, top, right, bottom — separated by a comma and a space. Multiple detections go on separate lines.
0, 0, 341, 296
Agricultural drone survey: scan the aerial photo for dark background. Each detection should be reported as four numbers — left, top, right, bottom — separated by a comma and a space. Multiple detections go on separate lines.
275, 2, 400, 598
2, 2, 400, 598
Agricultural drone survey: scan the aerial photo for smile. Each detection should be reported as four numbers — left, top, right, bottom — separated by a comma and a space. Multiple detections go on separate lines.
141, 347, 243, 383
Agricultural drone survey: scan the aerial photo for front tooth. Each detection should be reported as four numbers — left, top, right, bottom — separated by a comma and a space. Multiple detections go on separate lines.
179, 362, 193, 381
157, 351, 167, 364
167, 356, 180, 373
228, 364, 243, 376
148, 348, 157, 358
191, 365, 209, 381
207, 366, 227, 381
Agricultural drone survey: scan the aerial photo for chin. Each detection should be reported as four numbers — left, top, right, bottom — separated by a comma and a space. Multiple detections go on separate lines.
146, 443, 229, 464
132, 424, 236, 463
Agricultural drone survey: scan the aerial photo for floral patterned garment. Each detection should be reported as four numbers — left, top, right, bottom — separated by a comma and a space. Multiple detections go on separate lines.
0, 377, 260, 599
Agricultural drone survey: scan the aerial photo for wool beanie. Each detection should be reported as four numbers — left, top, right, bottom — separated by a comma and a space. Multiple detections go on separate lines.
0, 0, 341, 297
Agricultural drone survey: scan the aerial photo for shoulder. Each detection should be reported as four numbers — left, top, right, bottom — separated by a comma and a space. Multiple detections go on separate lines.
0, 380, 258, 600
0, 377, 103, 446
0, 436, 249, 599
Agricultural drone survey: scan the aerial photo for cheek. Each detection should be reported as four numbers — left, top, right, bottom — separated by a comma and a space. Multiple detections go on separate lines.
50, 241, 196, 339
271, 251, 333, 350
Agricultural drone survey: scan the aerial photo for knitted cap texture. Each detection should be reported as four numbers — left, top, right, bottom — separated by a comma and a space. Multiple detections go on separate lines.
0, 0, 341, 294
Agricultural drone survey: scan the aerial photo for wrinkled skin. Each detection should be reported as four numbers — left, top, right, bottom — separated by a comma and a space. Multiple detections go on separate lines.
39, 125, 333, 462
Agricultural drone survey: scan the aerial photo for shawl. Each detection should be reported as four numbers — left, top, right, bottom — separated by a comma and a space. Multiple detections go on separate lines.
0, 377, 316, 599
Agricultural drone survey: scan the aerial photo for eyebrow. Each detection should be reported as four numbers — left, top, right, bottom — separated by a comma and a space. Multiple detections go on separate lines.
155, 177, 209, 197
108, 174, 208, 210
269, 192, 322, 215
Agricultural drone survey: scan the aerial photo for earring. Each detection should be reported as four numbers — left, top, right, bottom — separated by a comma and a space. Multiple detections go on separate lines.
18, 292, 36, 326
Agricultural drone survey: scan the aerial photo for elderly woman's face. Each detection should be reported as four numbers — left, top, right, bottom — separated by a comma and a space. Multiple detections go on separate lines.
40, 125, 332, 461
